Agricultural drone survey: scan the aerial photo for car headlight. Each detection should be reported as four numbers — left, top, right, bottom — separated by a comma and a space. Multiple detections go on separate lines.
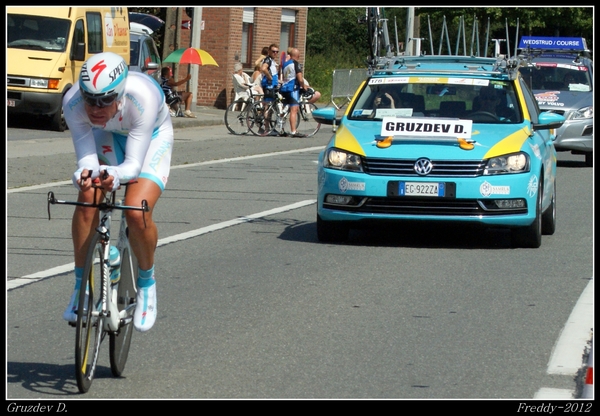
568, 105, 593, 120
484, 152, 529, 175
324, 148, 364, 172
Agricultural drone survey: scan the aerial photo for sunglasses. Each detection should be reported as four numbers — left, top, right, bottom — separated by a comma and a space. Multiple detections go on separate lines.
270, 50, 279, 53
82, 92, 118, 108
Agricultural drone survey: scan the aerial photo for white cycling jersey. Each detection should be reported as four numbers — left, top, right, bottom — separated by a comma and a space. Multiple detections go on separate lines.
63, 72, 174, 191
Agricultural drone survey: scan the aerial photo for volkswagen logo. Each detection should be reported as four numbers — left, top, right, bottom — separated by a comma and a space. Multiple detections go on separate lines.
414, 158, 433, 175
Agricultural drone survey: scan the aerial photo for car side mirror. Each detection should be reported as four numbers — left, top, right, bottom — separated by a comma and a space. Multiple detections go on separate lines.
533, 112, 566, 131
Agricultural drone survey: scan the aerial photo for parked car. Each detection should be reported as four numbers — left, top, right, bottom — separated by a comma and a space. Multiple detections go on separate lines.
518, 36, 593, 167
313, 54, 565, 248
129, 22, 161, 83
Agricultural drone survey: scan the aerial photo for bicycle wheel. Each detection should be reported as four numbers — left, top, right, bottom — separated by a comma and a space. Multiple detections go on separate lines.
109, 243, 137, 377
296, 103, 321, 137
247, 101, 276, 136
225, 100, 250, 135
75, 233, 106, 393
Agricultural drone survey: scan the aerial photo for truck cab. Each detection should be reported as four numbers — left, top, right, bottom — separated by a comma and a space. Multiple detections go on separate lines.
7, 7, 130, 131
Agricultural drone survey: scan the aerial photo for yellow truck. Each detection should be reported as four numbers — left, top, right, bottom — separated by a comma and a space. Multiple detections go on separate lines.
7, 7, 130, 131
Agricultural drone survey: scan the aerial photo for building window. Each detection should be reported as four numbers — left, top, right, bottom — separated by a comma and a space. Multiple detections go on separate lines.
280, 9, 296, 54
241, 8, 255, 67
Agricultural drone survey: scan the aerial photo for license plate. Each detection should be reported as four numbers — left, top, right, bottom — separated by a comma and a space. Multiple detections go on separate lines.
399, 181, 445, 197
7, 99, 15, 107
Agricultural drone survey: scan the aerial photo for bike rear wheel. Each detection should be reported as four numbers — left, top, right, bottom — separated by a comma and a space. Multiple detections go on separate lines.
296, 103, 321, 137
75, 233, 106, 393
109, 242, 137, 377
225, 100, 251, 135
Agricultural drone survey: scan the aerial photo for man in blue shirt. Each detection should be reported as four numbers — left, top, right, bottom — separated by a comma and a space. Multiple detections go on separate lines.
279, 47, 308, 137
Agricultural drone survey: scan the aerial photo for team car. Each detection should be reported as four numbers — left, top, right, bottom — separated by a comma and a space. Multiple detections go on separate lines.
313, 54, 565, 248
517, 36, 593, 167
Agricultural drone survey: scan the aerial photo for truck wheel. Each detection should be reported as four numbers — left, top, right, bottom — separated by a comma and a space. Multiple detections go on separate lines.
49, 103, 67, 132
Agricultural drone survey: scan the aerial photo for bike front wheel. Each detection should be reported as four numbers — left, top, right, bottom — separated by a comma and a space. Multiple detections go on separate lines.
109, 242, 137, 377
225, 100, 251, 135
75, 233, 106, 393
247, 101, 276, 136
296, 103, 321, 137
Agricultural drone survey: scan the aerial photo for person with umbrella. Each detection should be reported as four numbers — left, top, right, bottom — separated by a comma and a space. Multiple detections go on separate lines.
160, 66, 196, 118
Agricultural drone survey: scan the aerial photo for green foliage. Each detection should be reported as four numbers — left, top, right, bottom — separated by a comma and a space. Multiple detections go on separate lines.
129, 7, 593, 106
306, 7, 593, 105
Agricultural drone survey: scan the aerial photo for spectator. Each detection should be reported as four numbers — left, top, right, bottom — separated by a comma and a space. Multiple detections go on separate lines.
283, 46, 321, 105
251, 62, 264, 93
232, 62, 262, 101
280, 47, 308, 137
303, 78, 321, 105
160, 66, 196, 118
255, 46, 269, 69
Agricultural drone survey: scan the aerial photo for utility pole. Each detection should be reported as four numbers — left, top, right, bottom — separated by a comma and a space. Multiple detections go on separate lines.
406, 7, 414, 56
189, 7, 202, 111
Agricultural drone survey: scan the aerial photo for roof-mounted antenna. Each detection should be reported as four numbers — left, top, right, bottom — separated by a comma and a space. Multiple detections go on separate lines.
505, 18, 511, 59
455, 15, 463, 56
470, 15, 478, 56
438, 16, 451, 55
484, 17, 490, 57
427, 15, 434, 55
513, 18, 520, 60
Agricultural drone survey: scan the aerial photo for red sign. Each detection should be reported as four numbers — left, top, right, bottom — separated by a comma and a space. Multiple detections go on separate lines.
182, 20, 191, 30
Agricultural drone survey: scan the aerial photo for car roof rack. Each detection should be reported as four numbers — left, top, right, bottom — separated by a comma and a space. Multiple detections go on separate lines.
366, 10, 526, 80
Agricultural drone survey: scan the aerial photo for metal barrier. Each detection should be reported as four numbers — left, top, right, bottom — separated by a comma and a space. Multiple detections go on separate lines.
330, 68, 368, 110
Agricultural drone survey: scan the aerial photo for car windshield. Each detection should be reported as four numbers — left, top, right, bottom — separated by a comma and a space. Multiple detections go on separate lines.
519, 60, 592, 92
7, 14, 70, 52
349, 77, 523, 124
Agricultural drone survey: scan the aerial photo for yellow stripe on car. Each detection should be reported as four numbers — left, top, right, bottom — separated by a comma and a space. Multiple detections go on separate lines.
483, 127, 531, 159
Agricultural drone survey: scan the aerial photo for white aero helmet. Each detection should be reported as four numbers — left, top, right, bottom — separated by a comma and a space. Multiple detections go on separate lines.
79, 52, 128, 107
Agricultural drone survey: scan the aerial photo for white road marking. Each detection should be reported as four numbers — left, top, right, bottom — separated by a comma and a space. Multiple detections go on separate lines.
7, 200, 316, 290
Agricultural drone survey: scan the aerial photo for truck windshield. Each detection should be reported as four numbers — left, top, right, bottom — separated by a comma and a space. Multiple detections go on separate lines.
8, 14, 71, 52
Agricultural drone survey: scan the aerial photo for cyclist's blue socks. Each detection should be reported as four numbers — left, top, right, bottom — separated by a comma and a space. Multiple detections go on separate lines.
73, 266, 83, 289
137, 266, 155, 286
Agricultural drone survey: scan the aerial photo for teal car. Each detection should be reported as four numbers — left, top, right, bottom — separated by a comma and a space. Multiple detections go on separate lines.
314, 55, 565, 248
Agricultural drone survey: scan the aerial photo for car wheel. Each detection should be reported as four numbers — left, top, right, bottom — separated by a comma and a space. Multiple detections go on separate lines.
317, 214, 349, 243
541, 178, 556, 235
511, 176, 542, 248
584, 152, 593, 167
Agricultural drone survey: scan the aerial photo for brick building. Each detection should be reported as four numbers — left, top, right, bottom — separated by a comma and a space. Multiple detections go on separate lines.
176, 7, 308, 110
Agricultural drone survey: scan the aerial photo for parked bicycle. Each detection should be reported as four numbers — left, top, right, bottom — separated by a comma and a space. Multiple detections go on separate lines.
47, 171, 150, 393
246, 88, 321, 137
224, 84, 263, 135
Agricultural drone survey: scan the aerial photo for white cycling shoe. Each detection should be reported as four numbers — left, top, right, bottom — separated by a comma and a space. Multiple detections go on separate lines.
134, 278, 157, 332
63, 287, 88, 323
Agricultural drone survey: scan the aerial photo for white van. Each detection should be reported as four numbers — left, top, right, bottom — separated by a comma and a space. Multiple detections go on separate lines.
7, 7, 130, 131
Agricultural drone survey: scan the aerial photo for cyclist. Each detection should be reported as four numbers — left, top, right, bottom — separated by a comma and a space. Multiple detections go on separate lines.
62, 52, 173, 332
279, 47, 308, 137
260, 43, 280, 99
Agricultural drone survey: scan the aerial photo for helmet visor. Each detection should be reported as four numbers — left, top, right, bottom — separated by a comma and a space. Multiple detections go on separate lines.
82, 92, 118, 108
